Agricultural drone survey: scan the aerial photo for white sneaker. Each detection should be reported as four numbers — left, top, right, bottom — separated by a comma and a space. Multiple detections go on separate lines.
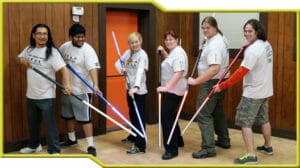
20, 144, 42, 154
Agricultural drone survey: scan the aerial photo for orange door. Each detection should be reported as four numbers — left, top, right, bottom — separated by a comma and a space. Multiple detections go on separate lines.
106, 11, 138, 128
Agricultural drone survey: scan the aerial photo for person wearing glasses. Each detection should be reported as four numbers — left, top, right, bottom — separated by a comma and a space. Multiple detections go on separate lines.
18, 23, 71, 154
188, 16, 231, 159
59, 23, 101, 156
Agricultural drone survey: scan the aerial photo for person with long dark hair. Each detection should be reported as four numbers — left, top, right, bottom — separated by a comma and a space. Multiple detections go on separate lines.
188, 16, 231, 159
214, 19, 273, 164
156, 30, 186, 160
18, 23, 71, 154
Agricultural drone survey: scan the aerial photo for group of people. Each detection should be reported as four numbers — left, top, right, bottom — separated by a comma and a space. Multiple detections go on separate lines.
18, 16, 274, 165
18, 23, 100, 156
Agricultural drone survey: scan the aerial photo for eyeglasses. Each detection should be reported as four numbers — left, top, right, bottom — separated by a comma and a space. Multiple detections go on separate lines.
35, 32, 48, 36
201, 26, 212, 30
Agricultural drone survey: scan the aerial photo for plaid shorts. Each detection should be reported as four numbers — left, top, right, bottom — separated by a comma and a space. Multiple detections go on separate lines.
235, 96, 270, 128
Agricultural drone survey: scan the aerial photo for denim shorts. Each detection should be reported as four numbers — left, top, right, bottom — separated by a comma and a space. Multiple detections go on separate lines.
235, 96, 269, 128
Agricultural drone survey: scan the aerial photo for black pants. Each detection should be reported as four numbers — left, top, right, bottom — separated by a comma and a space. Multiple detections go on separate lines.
161, 92, 183, 154
126, 92, 146, 150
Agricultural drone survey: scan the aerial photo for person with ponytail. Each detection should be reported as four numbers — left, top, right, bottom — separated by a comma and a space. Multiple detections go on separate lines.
188, 16, 231, 159
115, 32, 149, 154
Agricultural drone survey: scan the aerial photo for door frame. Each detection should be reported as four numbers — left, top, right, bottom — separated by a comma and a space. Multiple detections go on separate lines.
98, 3, 157, 133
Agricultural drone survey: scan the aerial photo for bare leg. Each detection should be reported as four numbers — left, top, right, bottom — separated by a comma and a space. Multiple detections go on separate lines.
241, 127, 255, 156
83, 123, 93, 137
66, 120, 76, 132
261, 122, 271, 147
83, 123, 94, 147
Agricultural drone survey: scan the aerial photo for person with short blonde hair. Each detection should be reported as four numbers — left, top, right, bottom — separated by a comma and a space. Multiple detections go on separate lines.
115, 32, 149, 154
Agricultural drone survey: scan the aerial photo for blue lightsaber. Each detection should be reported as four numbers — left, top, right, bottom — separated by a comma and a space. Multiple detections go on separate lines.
32, 66, 136, 137
112, 31, 147, 141
66, 64, 145, 138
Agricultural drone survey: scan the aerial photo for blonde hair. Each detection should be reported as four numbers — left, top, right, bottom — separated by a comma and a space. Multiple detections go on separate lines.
127, 32, 143, 44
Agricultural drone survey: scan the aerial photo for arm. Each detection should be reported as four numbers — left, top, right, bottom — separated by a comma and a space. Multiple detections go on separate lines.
157, 70, 184, 92
18, 57, 32, 68
59, 66, 72, 95
214, 66, 249, 92
89, 68, 101, 94
157, 45, 168, 59
188, 64, 220, 85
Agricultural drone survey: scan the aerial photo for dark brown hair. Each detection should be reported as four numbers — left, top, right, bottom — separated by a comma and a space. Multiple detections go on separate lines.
201, 16, 223, 35
163, 30, 178, 40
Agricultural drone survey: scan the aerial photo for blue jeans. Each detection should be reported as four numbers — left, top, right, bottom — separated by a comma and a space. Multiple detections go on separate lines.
26, 98, 60, 154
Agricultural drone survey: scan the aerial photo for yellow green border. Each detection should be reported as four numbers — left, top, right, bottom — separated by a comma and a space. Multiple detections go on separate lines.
0, 0, 299, 168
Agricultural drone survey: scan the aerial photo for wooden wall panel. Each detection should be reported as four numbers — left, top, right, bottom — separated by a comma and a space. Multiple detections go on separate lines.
260, 13, 297, 133
4, 4, 12, 142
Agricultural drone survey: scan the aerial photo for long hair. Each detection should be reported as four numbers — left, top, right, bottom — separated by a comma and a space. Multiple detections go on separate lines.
29, 23, 56, 60
243, 19, 267, 41
201, 16, 223, 35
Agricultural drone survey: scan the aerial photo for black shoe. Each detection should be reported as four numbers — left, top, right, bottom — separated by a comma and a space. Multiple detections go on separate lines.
215, 140, 231, 149
162, 152, 178, 160
121, 138, 134, 144
60, 139, 78, 148
126, 145, 145, 154
87, 146, 97, 156
192, 149, 216, 159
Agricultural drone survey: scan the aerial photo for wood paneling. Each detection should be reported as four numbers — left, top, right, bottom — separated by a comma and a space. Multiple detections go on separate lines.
269, 13, 296, 131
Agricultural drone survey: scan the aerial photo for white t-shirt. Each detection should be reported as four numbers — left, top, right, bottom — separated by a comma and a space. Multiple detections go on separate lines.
241, 40, 273, 99
18, 46, 66, 99
59, 41, 100, 95
198, 33, 229, 79
161, 46, 188, 96
115, 49, 149, 95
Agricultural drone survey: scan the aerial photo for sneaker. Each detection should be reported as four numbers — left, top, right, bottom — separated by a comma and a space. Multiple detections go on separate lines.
256, 145, 273, 155
126, 145, 145, 154
234, 153, 258, 164
20, 144, 42, 154
60, 139, 78, 148
192, 149, 216, 159
87, 146, 97, 156
121, 138, 134, 144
